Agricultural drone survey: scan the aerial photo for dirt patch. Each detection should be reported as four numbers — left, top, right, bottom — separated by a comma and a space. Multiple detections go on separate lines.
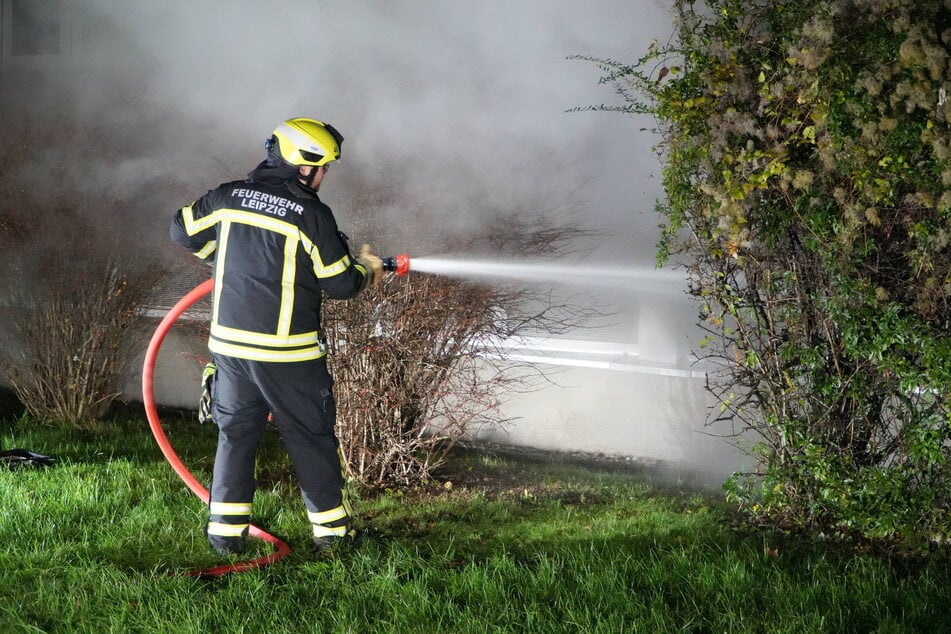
376, 441, 717, 505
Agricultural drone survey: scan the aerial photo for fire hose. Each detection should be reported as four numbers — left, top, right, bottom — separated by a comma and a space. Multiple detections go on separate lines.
141, 278, 291, 577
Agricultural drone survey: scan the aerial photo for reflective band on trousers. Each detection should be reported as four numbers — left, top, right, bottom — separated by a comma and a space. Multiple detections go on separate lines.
207, 521, 249, 537
307, 505, 347, 525
210, 501, 253, 516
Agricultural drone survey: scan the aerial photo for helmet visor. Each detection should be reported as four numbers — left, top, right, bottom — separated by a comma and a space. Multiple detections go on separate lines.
299, 149, 325, 164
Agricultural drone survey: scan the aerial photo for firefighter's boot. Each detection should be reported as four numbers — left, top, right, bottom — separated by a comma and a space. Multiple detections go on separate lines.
310, 505, 362, 551
206, 501, 251, 556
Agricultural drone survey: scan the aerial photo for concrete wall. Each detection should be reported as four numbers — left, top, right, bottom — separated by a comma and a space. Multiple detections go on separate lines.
473, 365, 745, 484
464, 286, 749, 483
123, 322, 209, 410
125, 328, 747, 484
120, 282, 749, 485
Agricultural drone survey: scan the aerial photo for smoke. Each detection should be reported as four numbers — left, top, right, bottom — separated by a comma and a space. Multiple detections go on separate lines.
2, 1, 747, 481
7, 0, 675, 263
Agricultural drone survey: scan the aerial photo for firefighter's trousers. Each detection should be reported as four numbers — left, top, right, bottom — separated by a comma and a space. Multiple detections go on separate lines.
206, 354, 351, 541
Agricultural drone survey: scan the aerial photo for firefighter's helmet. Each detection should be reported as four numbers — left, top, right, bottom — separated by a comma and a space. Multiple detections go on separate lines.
267, 118, 344, 167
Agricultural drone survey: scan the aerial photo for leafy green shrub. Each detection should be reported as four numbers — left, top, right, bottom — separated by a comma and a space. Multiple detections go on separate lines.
579, 0, 951, 543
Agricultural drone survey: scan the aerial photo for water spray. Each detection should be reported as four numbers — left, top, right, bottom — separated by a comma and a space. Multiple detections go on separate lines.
380, 253, 685, 292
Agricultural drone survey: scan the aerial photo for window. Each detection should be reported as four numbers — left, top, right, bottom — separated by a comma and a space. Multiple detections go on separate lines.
10, 0, 63, 56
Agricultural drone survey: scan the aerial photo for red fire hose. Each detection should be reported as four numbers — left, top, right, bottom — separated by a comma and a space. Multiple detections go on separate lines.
141, 278, 291, 577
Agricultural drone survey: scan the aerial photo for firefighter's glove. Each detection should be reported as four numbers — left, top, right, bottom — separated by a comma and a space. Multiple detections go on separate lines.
355, 243, 383, 287
198, 362, 216, 425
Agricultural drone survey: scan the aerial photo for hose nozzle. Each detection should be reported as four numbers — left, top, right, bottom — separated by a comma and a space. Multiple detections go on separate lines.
381, 254, 410, 276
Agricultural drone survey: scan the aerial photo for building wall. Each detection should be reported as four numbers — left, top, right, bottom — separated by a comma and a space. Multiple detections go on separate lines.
125, 331, 746, 485
472, 365, 744, 484
125, 322, 209, 411
468, 288, 747, 483
121, 281, 748, 484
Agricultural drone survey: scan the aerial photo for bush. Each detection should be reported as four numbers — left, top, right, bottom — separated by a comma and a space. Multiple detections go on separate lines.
324, 219, 592, 489
0, 117, 169, 425
326, 267, 580, 489
580, 0, 951, 542
3, 232, 164, 425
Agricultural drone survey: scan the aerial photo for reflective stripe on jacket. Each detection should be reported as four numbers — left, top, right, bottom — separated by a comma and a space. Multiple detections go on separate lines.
170, 174, 368, 362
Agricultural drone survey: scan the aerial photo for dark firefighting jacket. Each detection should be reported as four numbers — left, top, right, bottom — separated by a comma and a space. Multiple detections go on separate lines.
169, 162, 369, 362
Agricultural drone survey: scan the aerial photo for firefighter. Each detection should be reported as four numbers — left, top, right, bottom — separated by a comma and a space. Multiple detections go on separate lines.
169, 117, 382, 555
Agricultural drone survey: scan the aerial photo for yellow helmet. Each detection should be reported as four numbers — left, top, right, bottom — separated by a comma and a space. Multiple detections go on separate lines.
267, 117, 344, 167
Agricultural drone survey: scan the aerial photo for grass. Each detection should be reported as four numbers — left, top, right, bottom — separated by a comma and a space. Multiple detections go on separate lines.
1, 401, 950, 633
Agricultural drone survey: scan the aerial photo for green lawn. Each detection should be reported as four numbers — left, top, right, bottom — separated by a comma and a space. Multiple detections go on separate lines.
1, 403, 949, 633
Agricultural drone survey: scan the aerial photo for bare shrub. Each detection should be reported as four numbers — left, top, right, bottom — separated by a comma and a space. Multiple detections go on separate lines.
3, 233, 165, 424
324, 216, 594, 489
0, 115, 170, 425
